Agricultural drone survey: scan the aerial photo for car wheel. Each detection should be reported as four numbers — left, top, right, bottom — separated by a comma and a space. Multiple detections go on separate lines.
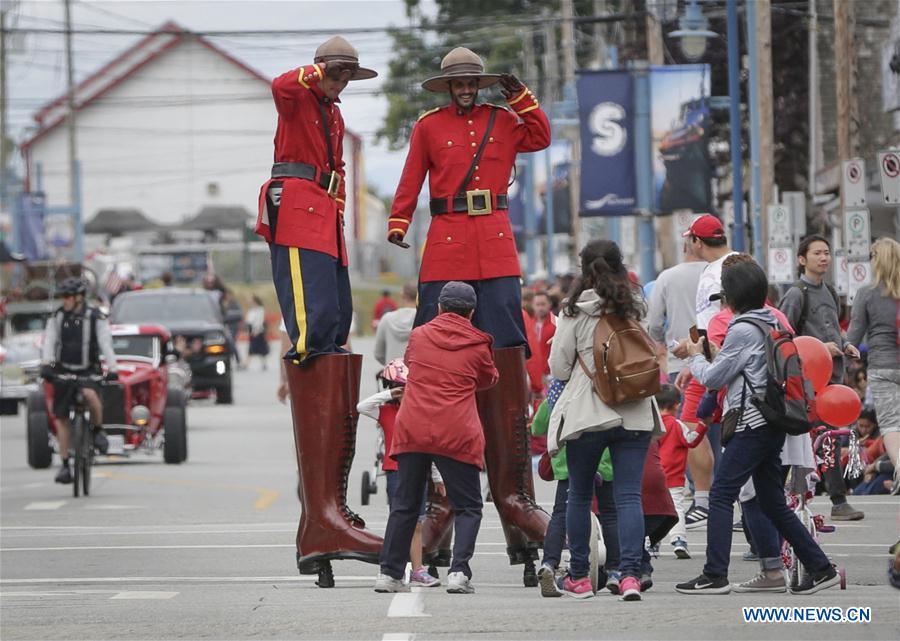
0, 399, 19, 415
27, 411, 53, 469
166, 388, 186, 408
163, 405, 187, 464
215, 381, 233, 405
26, 390, 46, 414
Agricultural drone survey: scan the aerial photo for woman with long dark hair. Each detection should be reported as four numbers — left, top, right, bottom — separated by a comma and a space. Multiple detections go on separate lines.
548, 239, 661, 601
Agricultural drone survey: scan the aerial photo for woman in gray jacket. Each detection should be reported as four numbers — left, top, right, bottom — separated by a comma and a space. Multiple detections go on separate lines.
846, 237, 900, 495
675, 261, 838, 596
548, 239, 660, 602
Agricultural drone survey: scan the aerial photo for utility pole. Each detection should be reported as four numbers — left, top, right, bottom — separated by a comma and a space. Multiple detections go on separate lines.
645, 6, 666, 268
747, 0, 773, 265
522, 27, 538, 281
561, 0, 580, 258
809, 0, 820, 195
64, 0, 78, 206
541, 19, 557, 276
1, 6, 8, 184
834, 0, 852, 165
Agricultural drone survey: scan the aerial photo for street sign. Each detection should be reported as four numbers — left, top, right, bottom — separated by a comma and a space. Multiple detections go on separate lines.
781, 191, 806, 242
767, 204, 793, 247
877, 150, 900, 204
768, 246, 794, 284
834, 249, 849, 296
841, 158, 867, 208
847, 259, 872, 305
843, 209, 871, 260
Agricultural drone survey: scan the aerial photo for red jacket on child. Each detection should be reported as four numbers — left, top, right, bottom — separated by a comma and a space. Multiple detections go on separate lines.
658, 414, 709, 488
391, 313, 499, 468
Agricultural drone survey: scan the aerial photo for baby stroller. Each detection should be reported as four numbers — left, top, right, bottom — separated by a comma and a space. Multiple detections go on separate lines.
360, 359, 408, 506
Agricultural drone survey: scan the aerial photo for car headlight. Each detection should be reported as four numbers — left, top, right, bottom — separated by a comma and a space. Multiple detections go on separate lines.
204, 332, 227, 354
131, 405, 150, 426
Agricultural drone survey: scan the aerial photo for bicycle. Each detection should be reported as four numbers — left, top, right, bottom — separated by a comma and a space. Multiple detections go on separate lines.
781, 427, 857, 591
53, 372, 105, 498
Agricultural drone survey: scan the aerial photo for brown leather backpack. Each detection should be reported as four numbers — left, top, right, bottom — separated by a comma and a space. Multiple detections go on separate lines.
577, 313, 660, 406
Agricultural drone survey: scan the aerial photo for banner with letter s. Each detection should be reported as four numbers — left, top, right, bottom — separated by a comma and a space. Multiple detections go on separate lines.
577, 71, 635, 217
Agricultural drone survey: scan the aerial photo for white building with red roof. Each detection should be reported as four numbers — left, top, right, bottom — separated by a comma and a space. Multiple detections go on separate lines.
20, 21, 363, 237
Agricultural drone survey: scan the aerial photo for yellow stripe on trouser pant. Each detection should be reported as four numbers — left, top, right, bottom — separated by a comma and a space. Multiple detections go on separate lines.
288, 247, 308, 362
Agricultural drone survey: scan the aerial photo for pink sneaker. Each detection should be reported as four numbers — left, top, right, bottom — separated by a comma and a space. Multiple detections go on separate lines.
409, 566, 440, 587
562, 575, 594, 599
620, 576, 642, 601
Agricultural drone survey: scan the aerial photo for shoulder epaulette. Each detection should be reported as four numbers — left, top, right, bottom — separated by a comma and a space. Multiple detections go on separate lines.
417, 107, 441, 121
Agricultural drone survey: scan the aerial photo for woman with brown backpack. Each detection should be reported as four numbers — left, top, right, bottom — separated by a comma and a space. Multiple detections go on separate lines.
548, 239, 662, 601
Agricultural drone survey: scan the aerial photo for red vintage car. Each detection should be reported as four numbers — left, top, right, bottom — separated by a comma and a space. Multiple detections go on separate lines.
26, 324, 189, 467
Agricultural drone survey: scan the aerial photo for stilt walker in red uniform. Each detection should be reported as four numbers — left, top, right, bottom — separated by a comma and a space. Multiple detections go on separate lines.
386, 47, 552, 586
255, 36, 381, 588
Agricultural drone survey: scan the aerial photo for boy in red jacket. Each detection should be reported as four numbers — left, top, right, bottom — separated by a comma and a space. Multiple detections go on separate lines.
657, 384, 708, 559
375, 282, 499, 595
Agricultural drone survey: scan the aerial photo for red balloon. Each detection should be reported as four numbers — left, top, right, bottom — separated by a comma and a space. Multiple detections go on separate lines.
816, 384, 862, 427
794, 336, 832, 393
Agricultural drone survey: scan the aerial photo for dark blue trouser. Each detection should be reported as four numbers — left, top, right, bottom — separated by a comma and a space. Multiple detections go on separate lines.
740, 496, 783, 570
414, 277, 527, 350
542, 478, 620, 571
566, 428, 650, 579
380, 453, 483, 580
269, 244, 351, 363
703, 424, 832, 579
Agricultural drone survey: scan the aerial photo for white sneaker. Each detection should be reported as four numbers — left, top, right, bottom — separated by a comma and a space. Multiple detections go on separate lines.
374, 573, 409, 593
446, 571, 475, 594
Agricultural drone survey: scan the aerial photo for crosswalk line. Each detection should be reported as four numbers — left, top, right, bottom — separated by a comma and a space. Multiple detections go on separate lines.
110, 591, 178, 600
24, 501, 66, 511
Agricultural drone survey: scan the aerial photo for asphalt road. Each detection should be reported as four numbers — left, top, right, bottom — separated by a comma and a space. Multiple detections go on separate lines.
1, 336, 898, 640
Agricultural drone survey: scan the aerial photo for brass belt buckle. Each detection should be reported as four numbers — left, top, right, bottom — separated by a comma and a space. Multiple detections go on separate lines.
466, 189, 492, 216
326, 171, 342, 198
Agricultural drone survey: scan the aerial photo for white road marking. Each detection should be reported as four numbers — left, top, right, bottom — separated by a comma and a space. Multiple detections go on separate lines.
110, 591, 178, 600
383, 634, 416, 641
0, 576, 376, 585
23, 501, 66, 511
85, 504, 145, 510
0, 590, 120, 597
387, 590, 429, 618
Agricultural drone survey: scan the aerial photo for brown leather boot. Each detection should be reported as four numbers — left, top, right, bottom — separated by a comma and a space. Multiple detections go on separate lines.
477, 346, 550, 562
286, 354, 383, 577
422, 479, 454, 567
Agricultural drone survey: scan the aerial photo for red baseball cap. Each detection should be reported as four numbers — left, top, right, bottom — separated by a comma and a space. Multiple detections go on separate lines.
682, 214, 726, 240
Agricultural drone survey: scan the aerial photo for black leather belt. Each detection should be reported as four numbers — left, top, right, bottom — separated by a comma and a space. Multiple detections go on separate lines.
430, 192, 508, 216
271, 162, 341, 196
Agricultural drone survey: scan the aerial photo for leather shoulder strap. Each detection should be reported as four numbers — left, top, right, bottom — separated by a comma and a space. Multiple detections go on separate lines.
455, 107, 497, 196
315, 98, 336, 171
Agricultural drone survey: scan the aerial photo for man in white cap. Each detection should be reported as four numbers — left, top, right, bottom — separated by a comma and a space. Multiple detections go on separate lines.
254, 36, 381, 589
386, 46, 552, 586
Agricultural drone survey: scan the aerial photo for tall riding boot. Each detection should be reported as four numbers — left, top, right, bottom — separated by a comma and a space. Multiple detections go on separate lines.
286, 354, 383, 583
422, 479, 454, 568
477, 346, 550, 565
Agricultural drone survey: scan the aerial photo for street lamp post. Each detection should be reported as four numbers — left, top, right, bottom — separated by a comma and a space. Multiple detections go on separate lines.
668, 0, 745, 252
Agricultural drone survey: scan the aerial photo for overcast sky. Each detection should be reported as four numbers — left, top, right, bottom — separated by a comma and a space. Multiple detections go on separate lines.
5, 0, 439, 194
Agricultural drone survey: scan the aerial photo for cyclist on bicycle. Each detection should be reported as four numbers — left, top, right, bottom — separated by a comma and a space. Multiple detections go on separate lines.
39, 277, 119, 484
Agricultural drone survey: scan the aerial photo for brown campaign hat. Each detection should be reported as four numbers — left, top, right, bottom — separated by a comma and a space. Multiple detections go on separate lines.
421, 47, 501, 92
314, 36, 377, 81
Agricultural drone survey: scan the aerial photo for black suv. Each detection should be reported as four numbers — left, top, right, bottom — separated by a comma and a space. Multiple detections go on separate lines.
111, 289, 233, 404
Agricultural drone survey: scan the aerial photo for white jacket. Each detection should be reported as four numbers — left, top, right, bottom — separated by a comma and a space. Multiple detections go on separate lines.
547, 289, 661, 455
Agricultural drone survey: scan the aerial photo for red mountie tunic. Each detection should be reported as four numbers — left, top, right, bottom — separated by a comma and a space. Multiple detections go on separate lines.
255, 64, 349, 266
388, 87, 551, 282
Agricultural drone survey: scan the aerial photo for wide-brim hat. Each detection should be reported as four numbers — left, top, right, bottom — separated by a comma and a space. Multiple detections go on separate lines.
422, 47, 500, 92
314, 36, 377, 81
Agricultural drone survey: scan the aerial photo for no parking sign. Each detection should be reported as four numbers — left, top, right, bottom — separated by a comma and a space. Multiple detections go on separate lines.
878, 150, 900, 204
767, 246, 793, 284
841, 158, 867, 208
847, 260, 872, 305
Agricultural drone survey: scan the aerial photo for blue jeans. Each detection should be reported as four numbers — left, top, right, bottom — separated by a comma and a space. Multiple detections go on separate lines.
740, 496, 783, 570
542, 480, 569, 569
703, 424, 832, 579
566, 427, 650, 579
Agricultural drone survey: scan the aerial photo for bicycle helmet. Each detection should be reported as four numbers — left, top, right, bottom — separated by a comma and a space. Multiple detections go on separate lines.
58, 277, 87, 296
378, 358, 409, 387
